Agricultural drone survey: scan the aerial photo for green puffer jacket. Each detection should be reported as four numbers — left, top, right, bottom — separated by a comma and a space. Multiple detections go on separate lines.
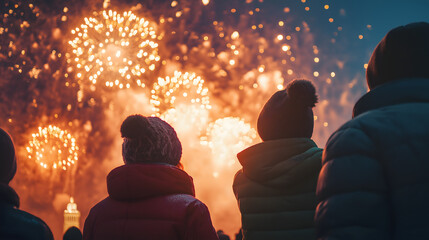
233, 138, 322, 240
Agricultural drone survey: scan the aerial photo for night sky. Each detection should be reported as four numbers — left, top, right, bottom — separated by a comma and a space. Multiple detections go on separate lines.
307, 0, 429, 89
2, 0, 429, 238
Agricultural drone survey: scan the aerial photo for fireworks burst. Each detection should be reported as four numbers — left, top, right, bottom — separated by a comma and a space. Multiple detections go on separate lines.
200, 117, 257, 177
161, 104, 210, 136
26, 125, 79, 171
67, 9, 160, 89
150, 71, 211, 115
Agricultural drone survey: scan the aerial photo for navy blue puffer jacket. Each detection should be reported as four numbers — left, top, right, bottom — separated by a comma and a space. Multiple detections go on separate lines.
0, 183, 54, 240
315, 78, 429, 240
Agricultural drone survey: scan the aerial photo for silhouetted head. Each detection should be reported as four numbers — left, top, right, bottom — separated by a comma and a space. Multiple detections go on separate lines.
120, 115, 182, 165
0, 128, 16, 184
235, 229, 243, 240
63, 226, 82, 240
366, 22, 429, 90
257, 79, 318, 141
216, 230, 231, 240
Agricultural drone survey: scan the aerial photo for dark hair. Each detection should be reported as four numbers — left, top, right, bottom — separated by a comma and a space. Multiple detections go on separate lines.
63, 226, 82, 240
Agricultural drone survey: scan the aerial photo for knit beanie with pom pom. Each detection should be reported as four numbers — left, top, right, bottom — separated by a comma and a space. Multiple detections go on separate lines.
257, 79, 318, 141
120, 115, 182, 165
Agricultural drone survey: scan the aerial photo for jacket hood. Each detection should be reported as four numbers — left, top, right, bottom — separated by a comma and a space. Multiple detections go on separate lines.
0, 183, 19, 207
107, 164, 195, 201
237, 138, 322, 188
353, 78, 429, 118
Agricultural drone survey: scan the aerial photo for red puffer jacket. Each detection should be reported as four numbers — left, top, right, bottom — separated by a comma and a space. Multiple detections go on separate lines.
83, 164, 218, 240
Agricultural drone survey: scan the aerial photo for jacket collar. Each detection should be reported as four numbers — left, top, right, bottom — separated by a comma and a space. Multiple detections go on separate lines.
353, 78, 429, 118
237, 138, 320, 184
107, 163, 195, 201
238, 138, 317, 167
0, 183, 19, 208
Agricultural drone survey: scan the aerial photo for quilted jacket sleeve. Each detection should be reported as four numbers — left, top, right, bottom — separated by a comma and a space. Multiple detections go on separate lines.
315, 126, 391, 240
184, 200, 219, 240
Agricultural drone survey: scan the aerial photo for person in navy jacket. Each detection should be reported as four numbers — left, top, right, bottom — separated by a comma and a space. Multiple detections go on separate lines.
0, 128, 54, 240
315, 22, 429, 240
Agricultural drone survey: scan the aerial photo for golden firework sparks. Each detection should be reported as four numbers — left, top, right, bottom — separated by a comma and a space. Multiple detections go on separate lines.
150, 71, 211, 115
26, 125, 79, 171
200, 117, 257, 177
67, 10, 160, 89
160, 104, 210, 135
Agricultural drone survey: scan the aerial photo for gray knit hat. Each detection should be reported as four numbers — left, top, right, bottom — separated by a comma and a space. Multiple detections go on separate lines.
120, 115, 182, 165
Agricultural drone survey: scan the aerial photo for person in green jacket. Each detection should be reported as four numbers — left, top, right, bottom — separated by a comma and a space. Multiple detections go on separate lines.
233, 79, 322, 240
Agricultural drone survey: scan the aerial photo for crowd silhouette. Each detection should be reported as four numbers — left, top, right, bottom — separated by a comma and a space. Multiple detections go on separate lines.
1, 22, 429, 240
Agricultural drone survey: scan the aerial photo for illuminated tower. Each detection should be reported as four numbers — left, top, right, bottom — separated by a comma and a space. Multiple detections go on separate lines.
63, 197, 81, 233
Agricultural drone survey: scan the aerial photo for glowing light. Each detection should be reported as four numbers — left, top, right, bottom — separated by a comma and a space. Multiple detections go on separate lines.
161, 104, 210, 135
200, 117, 257, 170
282, 45, 290, 52
314, 71, 319, 77
314, 57, 320, 63
278, 21, 284, 26
331, 72, 336, 77
231, 31, 240, 40
329, 18, 334, 23
324, 5, 330, 10
150, 71, 211, 115
67, 10, 160, 89
26, 126, 79, 171
364, 63, 368, 69
277, 34, 284, 41
358, 34, 364, 39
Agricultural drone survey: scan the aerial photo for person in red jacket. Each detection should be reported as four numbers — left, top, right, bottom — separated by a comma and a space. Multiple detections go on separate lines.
83, 115, 219, 240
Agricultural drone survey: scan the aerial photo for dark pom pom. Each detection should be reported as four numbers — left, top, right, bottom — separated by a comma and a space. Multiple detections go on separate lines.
286, 79, 318, 107
120, 114, 151, 139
